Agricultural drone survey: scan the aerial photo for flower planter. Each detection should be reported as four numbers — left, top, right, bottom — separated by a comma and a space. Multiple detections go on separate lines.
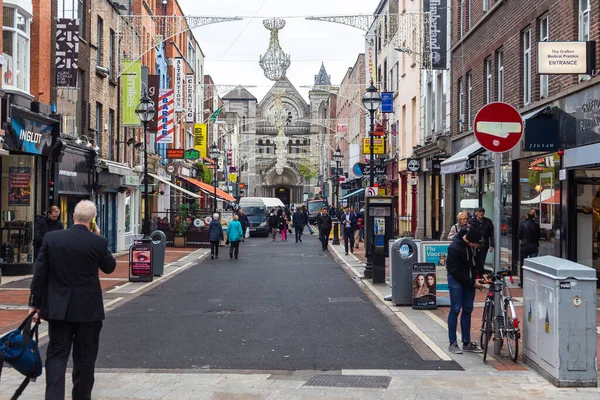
173, 236, 186, 248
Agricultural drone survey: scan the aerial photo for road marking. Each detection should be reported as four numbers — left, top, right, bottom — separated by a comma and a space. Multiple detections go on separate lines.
104, 297, 124, 309
180, 262, 194, 269
107, 282, 131, 293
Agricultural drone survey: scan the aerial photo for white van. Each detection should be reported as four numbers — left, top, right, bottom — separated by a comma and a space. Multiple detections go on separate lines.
238, 197, 285, 236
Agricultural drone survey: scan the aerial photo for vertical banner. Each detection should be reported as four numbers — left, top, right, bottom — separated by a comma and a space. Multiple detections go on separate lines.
121, 60, 142, 126
173, 58, 184, 112
365, 28, 377, 84
194, 123, 207, 158
8, 167, 31, 206
425, 0, 448, 70
147, 75, 160, 131
156, 89, 174, 144
186, 74, 195, 123
55, 19, 80, 87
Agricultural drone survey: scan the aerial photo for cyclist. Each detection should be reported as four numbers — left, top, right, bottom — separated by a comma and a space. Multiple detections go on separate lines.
446, 224, 487, 354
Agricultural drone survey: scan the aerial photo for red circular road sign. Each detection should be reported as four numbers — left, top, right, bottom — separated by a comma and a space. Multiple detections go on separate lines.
474, 102, 523, 153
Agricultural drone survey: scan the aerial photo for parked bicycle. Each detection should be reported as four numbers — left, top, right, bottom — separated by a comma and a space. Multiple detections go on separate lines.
479, 269, 520, 362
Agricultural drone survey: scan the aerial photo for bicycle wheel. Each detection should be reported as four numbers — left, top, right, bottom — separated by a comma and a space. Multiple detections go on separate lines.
482, 300, 494, 363
479, 300, 491, 349
504, 298, 519, 362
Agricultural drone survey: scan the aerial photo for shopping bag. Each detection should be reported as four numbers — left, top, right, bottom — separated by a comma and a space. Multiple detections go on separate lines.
245, 227, 250, 239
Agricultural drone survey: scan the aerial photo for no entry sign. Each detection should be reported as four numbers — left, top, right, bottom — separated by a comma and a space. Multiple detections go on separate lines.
474, 102, 523, 153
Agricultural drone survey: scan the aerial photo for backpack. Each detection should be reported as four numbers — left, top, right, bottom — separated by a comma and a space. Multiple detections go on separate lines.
0, 312, 42, 399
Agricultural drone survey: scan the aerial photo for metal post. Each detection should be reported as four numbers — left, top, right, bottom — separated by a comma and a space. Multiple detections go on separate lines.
213, 172, 218, 215
143, 121, 149, 237
332, 160, 340, 245
364, 111, 375, 278
493, 151, 502, 355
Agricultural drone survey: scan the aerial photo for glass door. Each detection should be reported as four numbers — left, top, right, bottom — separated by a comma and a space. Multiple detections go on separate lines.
574, 169, 600, 280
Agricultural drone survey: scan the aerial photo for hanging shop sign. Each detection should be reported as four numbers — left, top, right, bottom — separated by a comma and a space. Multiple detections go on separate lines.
184, 149, 200, 160
537, 41, 596, 75
147, 75, 160, 131
55, 19, 80, 87
186, 74, 195, 123
121, 60, 142, 126
194, 123, 207, 158
524, 119, 559, 151
5, 113, 55, 155
173, 58, 184, 112
407, 159, 421, 172
156, 89, 174, 144
365, 29, 377, 87
166, 149, 184, 159
363, 138, 385, 155
57, 147, 93, 196
424, 0, 448, 70
381, 92, 394, 113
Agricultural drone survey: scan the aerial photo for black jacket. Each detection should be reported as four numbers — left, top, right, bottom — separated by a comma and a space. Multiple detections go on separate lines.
446, 231, 482, 288
518, 218, 541, 247
318, 214, 332, 231
34, 215, 64, 253
268, 213, 278, 229
238, 212, 249, 230
29, 224, 116, 322
469, 216, 494, 248
292, 211, 306, 228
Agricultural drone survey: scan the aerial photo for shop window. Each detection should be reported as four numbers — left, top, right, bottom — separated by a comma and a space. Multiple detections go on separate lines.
2, 6, 30, 93
125, 189, 131, 233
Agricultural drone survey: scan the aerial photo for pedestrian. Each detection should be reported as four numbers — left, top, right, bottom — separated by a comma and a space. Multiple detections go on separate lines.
359, 208, 365, 242
29, 200, 116, 399
340, 206, 358, 255
226, 214, 243, 259
317, 208, 332, 251
446, 224, 486, 354
447, 211, 470, 240
353, 207, 361, 249
292, 206, 305, 243
302, 205, 313, 235
276, 206, 283, 218
268, 209, 279, 241
469, 207, 494, 272
518, 208, 541, 287
34, 205, 64, 260
208, 213, 224, 259
279, 211, 289, 241
238, 208, 250, 242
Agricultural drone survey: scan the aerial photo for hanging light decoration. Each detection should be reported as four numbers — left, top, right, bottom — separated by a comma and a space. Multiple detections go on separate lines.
259, 18, 291, 81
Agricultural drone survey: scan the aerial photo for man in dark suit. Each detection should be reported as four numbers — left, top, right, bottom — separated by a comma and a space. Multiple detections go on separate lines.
292, 206, 306, 243
469, 207, 494, 272
340, 206, 359, 255
317, 208, 332, 251
29, 200, 116, 400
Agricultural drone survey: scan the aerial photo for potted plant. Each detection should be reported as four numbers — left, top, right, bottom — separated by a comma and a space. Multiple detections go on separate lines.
173, 204, 190, 248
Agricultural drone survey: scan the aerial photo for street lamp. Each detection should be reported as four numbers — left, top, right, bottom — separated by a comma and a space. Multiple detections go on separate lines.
332, 147, 343, 246
362, 83, 381, 279
135, 89, 156, 237
209, 143, 221, 214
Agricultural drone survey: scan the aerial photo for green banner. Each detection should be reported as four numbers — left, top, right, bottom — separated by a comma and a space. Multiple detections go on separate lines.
121, 60, 142, 126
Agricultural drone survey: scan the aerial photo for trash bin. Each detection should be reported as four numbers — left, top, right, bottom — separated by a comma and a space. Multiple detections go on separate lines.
522, 256, 597, 387
150, 230, 167, 276
391, 238, 419, 306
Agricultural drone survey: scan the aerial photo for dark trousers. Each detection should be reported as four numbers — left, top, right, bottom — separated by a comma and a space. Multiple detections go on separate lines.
475, 246, 489, 271
210, 241, 219, 257
343, 228, 355, 254
519, 243, 539, 283
45, 319, 103, 400
295, 227, 303, 242
229, 241, 240, 258
319, 229, 330, 250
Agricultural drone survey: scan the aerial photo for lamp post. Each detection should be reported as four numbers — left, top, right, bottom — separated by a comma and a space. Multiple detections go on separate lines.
209, 143, 221, 215
332, 147, 343, 245
362, 83, 381, 279
135, 89, 156, 237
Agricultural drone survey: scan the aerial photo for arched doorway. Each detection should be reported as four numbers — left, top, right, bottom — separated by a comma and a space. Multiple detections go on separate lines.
276, 186, 290, 206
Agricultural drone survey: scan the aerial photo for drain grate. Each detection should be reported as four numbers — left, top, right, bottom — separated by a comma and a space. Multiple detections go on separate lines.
205, 309, 242, 315
304, 375, 391, 389
328, 297, 364, 303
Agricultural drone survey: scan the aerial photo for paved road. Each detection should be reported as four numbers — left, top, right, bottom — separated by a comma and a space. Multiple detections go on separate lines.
96, 234, 460, 371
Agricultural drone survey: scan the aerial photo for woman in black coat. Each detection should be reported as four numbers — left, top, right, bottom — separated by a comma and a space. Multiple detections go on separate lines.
207, 213, 224, 259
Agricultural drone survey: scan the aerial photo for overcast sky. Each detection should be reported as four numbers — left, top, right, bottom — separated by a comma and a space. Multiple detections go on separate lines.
179, 0, 381, 103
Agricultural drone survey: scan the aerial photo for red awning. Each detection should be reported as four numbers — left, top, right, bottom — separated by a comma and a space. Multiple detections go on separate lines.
180, 177, 236, 202
541, 190, 560, 205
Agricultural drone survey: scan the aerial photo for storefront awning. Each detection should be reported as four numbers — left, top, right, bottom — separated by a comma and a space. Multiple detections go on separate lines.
97, 159, 133, 176
148, 173, 200, 199
440, 142, 485, 175
180, 177, 236, 202
341, 188, 365, 200
521, 189, 554, 205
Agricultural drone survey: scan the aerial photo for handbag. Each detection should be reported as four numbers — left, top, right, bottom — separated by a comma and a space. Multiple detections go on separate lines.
0, 312, 43, 399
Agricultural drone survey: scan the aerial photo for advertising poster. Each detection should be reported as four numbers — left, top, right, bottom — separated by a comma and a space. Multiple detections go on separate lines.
8, 167, 31, 206
121, 60, 142, 126
130, 244, 153, 281
412, 262, 437, 310
422, 242, 450, 291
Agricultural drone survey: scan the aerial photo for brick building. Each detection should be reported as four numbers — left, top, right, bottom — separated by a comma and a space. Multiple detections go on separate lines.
443, 0, 600, 279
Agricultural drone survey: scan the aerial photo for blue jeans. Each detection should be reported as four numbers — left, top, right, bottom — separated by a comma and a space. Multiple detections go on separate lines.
447, 274, 476, 344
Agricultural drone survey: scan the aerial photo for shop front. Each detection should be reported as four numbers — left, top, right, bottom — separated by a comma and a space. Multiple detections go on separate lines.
56, 144, 95, 228
1, 106, 59, 275
95, 159, 129, 253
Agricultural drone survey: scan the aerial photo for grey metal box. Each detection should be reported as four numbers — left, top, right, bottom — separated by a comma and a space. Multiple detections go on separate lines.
522, 256, 597, 387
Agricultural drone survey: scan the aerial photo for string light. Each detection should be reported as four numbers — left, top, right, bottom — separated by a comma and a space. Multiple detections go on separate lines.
259, 18, 291, 81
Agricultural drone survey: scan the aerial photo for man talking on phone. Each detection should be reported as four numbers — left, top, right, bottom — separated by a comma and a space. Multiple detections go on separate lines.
29, 200, 116, 399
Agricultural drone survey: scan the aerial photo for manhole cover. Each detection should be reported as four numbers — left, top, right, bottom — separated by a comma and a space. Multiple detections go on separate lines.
304, 375, 391, 389
205, 309, 242, 315
328, 297, 364, 303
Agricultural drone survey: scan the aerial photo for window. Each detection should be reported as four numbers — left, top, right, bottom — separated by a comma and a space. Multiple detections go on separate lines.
389, 65, 395, 93
435, 73, 443, 132
540, 16, 549, 98
497, 50, 504, 101
459, 0, 464, 37
485, 58, 492, 104
458, 78, 464, 131
523, 29, 532, 105
95, 102, 102, 154
2, 7, 30, 92
96, 17, 103, 67
58, 0, 84, 35
426, 81, 433, 136
467, 73, 472, 130
402, 105, 406, 156
412, 97, 417, 146
483, 0, 491, 12
109, 29, 116, 80
108, 109, 114, 160
579, 0, 590, 41
468, 0, 472, 29
395, 62, 400, 91
383, 59, 388, 91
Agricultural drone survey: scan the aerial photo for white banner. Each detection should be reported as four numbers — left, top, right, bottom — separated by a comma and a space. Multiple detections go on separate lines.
186, 74, 194, 123
365, 28, 377, 85
173, 58, 184, 112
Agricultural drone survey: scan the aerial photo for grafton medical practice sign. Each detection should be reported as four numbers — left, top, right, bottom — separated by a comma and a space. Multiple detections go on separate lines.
538, 41, 596, 75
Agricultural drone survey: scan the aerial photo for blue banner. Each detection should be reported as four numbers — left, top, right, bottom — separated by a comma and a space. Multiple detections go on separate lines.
381, 92, 393, 113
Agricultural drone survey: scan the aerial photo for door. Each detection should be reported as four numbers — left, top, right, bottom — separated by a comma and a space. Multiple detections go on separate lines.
106, 193, 116, 252
574, 172, 600, 281
276, 187, 290, 206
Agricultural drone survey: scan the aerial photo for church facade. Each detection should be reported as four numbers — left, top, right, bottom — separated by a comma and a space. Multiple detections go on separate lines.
221, 64, 335, 206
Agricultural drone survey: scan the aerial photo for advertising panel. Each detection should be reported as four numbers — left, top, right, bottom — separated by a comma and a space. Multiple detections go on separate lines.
55, 19, 80, 87
156, 89, 174, 144
121, 60, 142, 126
412, 263, 437, 309
8, 167, 31, 206
363, 138, 385, 154
422, 242, 450, 291
129, 242, 153, 282
425, 0, 448, 70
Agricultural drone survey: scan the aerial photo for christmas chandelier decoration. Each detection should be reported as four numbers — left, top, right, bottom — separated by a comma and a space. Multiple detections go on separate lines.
259, 18, 291, 81
269, 90, 288, 175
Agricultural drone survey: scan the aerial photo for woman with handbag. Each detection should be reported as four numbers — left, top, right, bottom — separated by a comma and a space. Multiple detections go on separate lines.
226, 214, 244, 259
279, 211, 289, 241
